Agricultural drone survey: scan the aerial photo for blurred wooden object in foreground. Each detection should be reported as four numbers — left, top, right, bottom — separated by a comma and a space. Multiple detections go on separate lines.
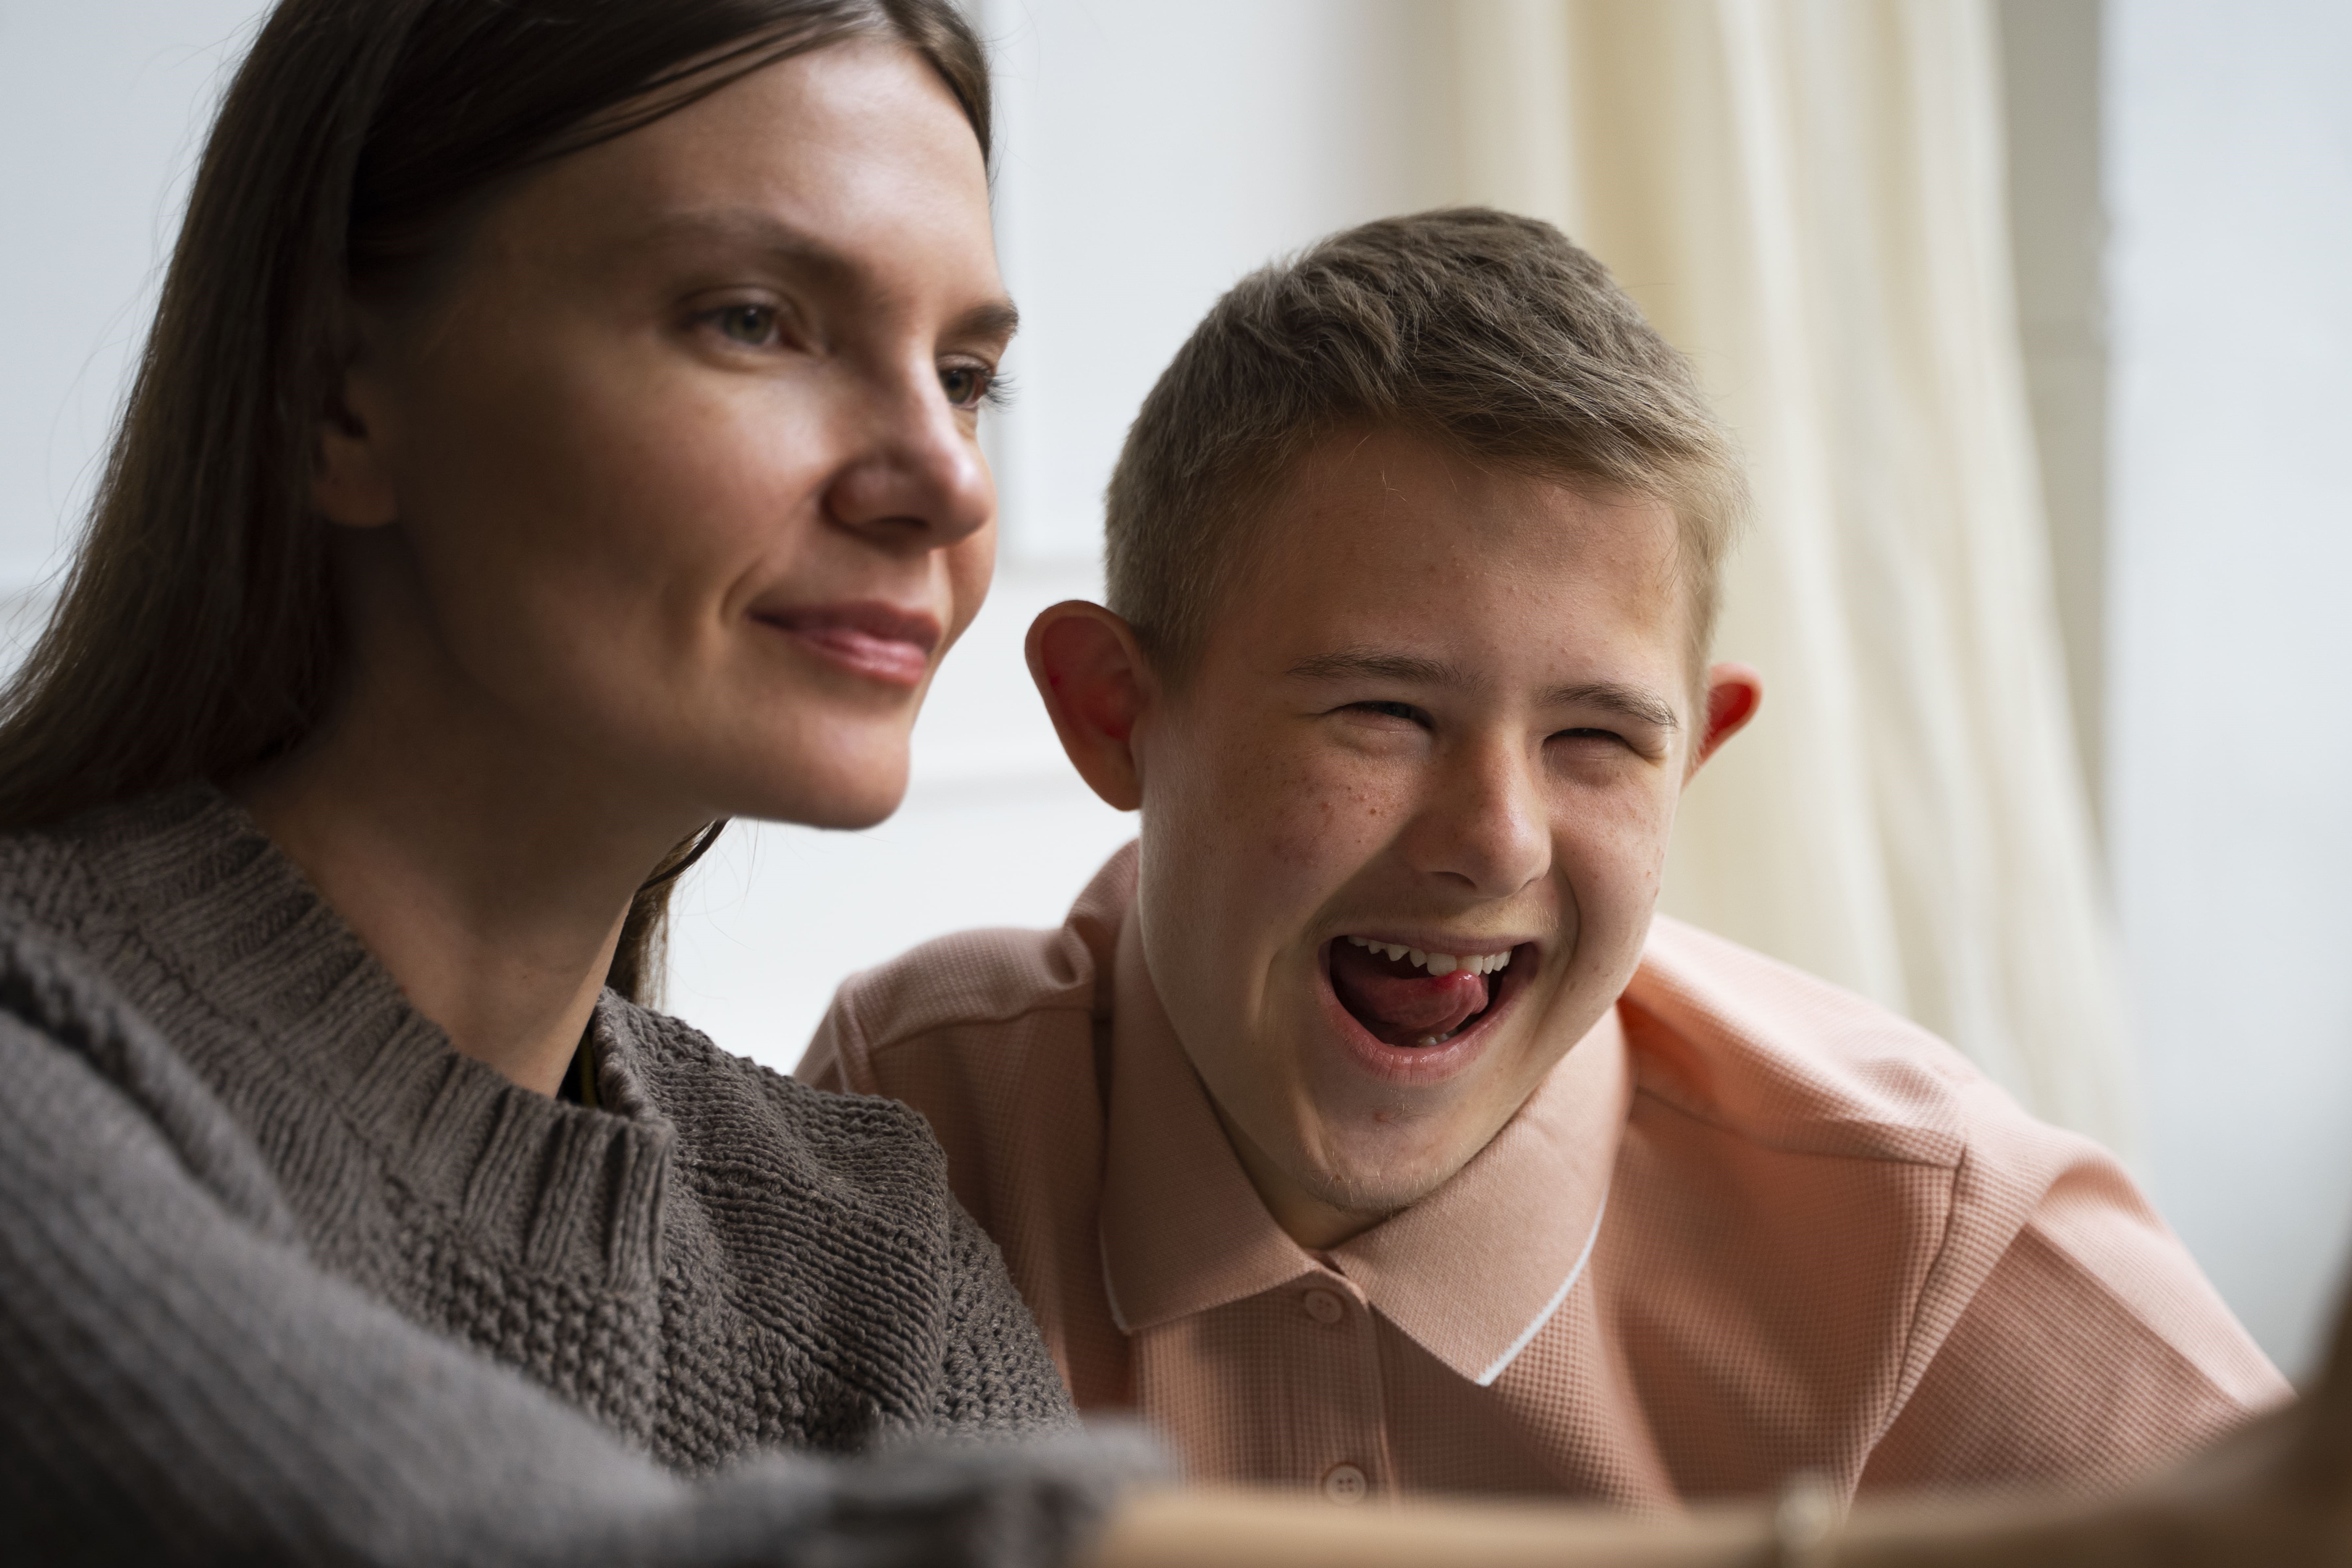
1089, 1275, 2352, 1567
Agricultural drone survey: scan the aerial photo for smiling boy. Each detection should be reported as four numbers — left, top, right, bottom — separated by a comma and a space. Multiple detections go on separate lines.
799, 210, 2283, 1504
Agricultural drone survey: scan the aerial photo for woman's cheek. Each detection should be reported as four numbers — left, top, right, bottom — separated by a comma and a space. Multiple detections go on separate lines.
940, 533, 996, 648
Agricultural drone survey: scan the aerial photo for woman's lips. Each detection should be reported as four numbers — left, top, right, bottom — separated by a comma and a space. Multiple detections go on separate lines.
755, 601, 942, 689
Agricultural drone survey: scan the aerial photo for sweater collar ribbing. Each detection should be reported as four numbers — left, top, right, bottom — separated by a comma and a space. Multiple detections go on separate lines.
66, 784, 674, 1292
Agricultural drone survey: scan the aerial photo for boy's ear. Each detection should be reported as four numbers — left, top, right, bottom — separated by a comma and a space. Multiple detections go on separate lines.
1027, 600, 1153, 812
1689, 661, 1763, 777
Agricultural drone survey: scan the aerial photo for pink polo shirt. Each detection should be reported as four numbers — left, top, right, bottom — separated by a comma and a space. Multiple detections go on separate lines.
797, 845, 2284, 1507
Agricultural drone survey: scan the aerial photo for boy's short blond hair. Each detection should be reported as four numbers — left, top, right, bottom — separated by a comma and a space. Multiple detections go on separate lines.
1105, 207, 1746, 684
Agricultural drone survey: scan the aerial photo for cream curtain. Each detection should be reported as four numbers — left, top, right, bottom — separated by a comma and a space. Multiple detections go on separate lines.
1445, 0, 2134, 1152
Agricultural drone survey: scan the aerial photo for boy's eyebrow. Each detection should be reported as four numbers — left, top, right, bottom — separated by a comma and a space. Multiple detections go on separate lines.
1287, 650, 1682, 731
1539, 681, 1682, 731
1287, 649, 1455, 685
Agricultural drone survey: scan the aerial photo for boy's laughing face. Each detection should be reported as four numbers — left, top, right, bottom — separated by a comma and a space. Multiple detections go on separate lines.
1032, 424, 1756, 1245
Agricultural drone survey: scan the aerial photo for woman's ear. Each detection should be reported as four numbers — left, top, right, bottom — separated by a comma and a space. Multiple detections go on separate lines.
1026, 600, 1153, 812
312, 349, 401, 529
1688, 661, 1763, 777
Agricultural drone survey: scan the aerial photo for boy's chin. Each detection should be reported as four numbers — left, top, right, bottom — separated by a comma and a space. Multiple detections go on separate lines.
1282, 1133, 1481, 1223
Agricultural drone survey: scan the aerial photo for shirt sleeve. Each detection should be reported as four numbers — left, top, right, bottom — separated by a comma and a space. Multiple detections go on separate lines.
1859, 1160, 2292, 1492
0, 990, 1141, 1567
794, 985, 865, 1093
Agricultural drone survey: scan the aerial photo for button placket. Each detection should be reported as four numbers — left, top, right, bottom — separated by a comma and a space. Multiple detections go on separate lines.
1294, 1272, 1384, 1502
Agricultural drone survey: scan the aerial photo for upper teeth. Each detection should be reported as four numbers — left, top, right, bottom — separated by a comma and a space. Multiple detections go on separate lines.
1343, 935, 1515, 976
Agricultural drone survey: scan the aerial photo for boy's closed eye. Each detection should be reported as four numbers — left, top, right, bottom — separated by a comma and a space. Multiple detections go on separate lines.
1326, 703, 1652, 769
1551, 727, 1636, 750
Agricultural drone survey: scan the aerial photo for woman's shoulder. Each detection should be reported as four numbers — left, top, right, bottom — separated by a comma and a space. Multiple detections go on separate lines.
0, 797, 121, 924
0, 784, 259, 940
0, 791, 243, 1061
597, 994, 1081, 1444
601, 994, 951, 1188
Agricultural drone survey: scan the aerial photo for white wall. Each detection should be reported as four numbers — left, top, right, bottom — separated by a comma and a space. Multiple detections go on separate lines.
0, 3, 263, 591
977, 0, 1453, 560
2107, 0, 2352, 1376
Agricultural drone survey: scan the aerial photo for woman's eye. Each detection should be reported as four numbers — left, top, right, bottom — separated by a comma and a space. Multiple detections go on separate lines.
939, 363, 995, 410
1351, 700, 1425, 725
712, 304, 778, 347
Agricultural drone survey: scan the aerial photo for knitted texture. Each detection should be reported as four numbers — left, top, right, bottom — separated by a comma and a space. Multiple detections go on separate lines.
0, 785, 1114, 1565
0, 944, 1151, 1567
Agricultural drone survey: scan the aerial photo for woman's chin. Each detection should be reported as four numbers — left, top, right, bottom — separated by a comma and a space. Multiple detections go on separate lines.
722, 750, 911, 832
798, 790, 905, 832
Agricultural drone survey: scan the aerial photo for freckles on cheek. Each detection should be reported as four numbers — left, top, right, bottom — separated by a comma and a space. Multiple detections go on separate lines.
1260, 769, 1393, 877
1597, 790, 1680, 899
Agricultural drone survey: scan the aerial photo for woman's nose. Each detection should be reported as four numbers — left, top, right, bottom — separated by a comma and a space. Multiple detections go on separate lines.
1404, 741, 1553, 899
821, 370, 994, 552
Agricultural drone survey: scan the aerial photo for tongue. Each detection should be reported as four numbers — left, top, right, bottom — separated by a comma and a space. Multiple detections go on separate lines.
1329, 941, 1492, 1047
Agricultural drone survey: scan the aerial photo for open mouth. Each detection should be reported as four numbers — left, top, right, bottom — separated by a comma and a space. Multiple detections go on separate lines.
1326, 934, 1524, 1049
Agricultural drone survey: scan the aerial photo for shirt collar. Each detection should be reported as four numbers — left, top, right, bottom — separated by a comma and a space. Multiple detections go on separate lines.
1099, 911, 1319, 1330
1098, 902, 1632, 1386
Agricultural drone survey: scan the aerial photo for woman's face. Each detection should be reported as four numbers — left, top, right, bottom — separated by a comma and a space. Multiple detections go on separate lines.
323, 38, 1008, 831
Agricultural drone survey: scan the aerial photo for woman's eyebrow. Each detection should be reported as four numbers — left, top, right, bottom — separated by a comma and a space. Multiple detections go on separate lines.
947, 298, 1021, 350
618, 207, 1017, 344
623, 206, 858, 282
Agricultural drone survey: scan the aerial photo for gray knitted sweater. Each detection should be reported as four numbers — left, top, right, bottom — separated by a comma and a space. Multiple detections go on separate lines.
0, 786, 1146, 1565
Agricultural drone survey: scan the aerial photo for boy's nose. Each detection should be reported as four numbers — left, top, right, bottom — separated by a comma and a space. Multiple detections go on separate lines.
1402, 742, 1552, 899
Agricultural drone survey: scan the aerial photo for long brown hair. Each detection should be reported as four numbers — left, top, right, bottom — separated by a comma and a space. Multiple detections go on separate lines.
0, 0, 990, 1003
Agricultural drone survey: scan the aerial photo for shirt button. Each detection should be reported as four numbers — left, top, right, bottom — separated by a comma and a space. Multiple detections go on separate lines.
1320, 1462, 1369, 1505
1301, 1286, 1345, 1324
